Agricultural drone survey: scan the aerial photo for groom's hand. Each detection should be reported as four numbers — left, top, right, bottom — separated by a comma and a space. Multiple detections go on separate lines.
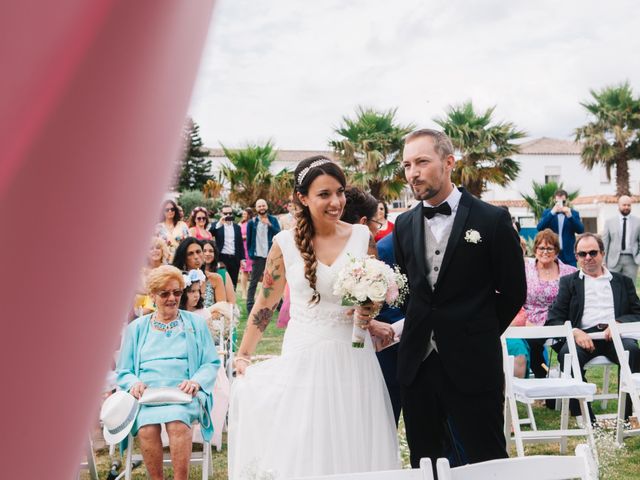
369, 320, 395, 346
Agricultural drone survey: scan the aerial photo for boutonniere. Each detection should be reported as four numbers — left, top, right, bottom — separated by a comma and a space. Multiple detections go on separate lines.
464, 229, 482, 244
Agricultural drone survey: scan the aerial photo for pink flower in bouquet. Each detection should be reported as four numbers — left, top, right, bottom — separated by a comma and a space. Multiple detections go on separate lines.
385, 283, 399, 304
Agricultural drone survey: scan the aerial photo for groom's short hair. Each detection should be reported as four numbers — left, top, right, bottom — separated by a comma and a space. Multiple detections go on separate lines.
404, 129, 454, 160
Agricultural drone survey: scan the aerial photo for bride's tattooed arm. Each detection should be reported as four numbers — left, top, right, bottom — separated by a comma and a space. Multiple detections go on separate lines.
251, 305, 276, 332
235, 241, 287, 364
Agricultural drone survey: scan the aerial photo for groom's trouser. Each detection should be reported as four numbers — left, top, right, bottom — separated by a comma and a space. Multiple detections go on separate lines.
401, 352, 507, 470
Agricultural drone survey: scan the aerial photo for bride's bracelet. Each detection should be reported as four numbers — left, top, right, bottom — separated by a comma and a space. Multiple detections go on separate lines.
234, 356, 252, 366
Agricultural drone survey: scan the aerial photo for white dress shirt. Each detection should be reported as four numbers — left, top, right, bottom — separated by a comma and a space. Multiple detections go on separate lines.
579, 268, 615, 330
422, 186, 462, 244
221, 223, 235, 255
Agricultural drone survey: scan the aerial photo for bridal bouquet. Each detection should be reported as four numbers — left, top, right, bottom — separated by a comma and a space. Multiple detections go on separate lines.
333, 255, 408, 348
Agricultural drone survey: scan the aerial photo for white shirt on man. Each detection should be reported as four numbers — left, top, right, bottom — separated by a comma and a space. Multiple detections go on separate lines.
222, 223, 235, 255
579, 268, 615, 331
422, 185, 461, 244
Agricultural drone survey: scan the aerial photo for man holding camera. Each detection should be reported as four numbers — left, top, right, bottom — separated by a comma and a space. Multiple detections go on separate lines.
537, 189, 584, 266
210, 204, 244, 287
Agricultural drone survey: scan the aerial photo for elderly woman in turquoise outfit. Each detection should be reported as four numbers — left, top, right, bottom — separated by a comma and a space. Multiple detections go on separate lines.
117, 265, 220, 480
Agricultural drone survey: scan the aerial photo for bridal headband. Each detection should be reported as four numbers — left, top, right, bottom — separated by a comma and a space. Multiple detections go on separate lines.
297, 159, 332, 185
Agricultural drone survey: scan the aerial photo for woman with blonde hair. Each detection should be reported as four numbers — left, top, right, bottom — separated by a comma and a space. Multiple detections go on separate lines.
228, 157, 399, 478
117, 265, 220, 480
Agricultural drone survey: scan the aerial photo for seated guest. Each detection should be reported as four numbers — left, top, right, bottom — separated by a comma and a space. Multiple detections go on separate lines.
524, 229, 577, 378
117, 265, 220, 480
547, 232, 640, 422
201, 239, 236, 305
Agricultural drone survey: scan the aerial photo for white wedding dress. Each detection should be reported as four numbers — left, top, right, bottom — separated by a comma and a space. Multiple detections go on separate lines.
228, 224, 400, 479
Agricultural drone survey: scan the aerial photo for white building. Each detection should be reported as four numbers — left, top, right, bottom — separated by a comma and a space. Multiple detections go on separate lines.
484, 137, 640, 236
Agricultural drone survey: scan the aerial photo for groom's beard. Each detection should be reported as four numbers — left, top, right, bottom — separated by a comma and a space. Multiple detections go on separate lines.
412, 185, 439, 201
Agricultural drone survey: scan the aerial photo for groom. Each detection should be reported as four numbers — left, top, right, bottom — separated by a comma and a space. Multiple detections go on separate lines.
394, 129, 526, 467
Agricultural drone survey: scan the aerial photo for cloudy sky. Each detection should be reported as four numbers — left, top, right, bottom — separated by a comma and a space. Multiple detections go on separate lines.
188, 0, 640, 151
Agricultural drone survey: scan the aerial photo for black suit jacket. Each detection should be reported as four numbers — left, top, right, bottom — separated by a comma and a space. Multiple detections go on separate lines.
393, 188, 526, 392
547, 270, 640, 329
211, 222, 244, 260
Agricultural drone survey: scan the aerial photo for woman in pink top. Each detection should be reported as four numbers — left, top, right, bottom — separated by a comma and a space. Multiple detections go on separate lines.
188, 206, 213, 240
238, 208, 254, 299
524, 228, 576, 378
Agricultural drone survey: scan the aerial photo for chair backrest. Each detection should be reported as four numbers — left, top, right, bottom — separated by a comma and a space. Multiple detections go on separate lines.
298, 458, 433, 480
608, 320, 640, 381
436, 445, 594, 480
502, 321, 582, 381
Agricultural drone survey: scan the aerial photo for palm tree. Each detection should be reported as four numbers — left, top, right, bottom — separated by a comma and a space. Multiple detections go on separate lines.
329, 106, 414, 202
521, 181, 579, 221
575, 82, 640, 196
219, 141, 293, 209
434, 101, 526, 198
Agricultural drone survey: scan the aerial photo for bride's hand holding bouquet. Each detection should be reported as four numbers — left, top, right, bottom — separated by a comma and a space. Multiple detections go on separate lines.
333, 255, 408, 348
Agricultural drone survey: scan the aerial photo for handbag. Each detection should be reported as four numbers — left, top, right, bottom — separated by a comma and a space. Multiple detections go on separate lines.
138, 387, 192, 405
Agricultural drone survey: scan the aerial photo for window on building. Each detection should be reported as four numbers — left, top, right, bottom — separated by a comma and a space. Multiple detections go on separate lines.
544, 166, 561, 184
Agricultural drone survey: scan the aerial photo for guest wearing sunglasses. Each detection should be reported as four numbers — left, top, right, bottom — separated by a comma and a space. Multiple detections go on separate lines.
188, 206, 213, 240
155, 200, 190, 259
518, 229, 577, 379
117, 265, 220, 480
547, 232, 640, 422
210, 205, 244, 287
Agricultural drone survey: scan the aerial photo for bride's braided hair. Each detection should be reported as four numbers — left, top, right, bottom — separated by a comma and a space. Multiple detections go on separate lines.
293, 156, 347, 305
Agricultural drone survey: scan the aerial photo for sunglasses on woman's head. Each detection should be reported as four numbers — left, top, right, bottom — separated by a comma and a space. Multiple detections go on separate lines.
157, 289, 184, 299
576, 250, 600, 258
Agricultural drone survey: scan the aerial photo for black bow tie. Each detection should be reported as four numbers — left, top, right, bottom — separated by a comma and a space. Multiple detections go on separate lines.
423, 202, 452, 219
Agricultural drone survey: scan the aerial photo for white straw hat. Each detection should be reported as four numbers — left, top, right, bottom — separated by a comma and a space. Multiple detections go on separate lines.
100, 390, 139, 444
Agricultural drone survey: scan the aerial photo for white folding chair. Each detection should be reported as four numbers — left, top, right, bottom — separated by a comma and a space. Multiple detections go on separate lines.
298, 458, 433, 479
584, 355, 617, 411
606, 320, 640, 445
502, 322, 597, 457
436, 444, 596, 480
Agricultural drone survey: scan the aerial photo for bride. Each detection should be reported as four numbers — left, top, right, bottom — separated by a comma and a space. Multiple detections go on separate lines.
228, 157, 400, 479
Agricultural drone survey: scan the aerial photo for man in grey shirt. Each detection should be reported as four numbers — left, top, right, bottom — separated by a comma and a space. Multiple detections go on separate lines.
246, 199, 281, 314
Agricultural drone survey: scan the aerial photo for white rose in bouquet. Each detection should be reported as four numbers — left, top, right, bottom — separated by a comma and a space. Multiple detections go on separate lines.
334, 255, 409, 348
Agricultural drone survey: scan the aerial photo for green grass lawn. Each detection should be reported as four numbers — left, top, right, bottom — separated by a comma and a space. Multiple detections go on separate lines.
85, 296, 639, 479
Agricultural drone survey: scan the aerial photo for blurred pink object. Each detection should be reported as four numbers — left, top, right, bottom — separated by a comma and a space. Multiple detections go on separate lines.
1, 1, 216, 478
277, 284, 291, 328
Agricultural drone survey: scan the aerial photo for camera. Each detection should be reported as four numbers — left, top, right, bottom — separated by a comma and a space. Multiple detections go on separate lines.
224, 215, 234, 222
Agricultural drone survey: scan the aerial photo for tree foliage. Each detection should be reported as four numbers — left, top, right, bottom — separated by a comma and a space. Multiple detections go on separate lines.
178, 118, 212, 192
329, 106, 414, 202
434, 101, 526, 198
521, 181, 579, 221
575, 82, 640, 196
219, 141, 293, 211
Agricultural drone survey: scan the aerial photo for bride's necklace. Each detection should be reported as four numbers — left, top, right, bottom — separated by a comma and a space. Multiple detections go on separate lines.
151, 313, 181, 337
